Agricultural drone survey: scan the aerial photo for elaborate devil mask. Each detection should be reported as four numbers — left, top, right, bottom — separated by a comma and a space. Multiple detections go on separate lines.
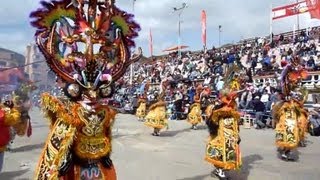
30, 0, 142, 103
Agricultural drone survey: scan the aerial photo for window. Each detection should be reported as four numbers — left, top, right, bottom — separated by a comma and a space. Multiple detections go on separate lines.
0, 61, 6, 67
32, 63, 40, 69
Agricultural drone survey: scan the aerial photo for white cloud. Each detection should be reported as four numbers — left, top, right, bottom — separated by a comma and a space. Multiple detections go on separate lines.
0, 0, 320, 57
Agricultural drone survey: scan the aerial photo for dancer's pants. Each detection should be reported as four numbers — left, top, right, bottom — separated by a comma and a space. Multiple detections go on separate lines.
0, 152, 4, 172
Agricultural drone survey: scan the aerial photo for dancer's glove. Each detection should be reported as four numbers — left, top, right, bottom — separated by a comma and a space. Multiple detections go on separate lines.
3, 100, 14, 109
101, 155, 113, 169
58, 151, 73, 176
237, 137, 241, 144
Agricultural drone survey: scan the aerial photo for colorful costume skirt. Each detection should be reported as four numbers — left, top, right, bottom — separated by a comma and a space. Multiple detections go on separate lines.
136, 103, 146, 119
61, 163, 116, 180
205, 134, 242, 170
144, 106, 168, 129
275, 119, 299, 150
187, 103, 202, 125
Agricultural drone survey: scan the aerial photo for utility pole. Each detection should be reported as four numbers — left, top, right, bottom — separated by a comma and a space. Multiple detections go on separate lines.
173, 3, 188, 59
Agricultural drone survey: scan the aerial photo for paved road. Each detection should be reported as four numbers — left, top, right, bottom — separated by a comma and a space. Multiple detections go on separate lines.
1, 109, 320, 180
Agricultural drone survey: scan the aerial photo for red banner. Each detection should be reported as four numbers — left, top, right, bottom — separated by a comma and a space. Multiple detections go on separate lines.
149, 28, 153, 57
306, 0, 320, 19
272, 1, 309, 20
201, 10, 207, 47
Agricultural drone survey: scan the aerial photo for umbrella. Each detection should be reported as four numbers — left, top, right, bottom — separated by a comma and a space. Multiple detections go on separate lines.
163, 45, 189, 52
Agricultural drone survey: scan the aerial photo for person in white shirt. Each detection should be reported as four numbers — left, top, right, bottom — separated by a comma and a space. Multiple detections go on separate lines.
260, 90, 270, 104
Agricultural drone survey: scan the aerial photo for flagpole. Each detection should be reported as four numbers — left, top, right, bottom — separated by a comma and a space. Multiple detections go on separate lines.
150, 28, 153, 60
296, 0, 300, 30
293, 23, 296, 43
129, 0, 136, 86
270, 3, 273, 43
218, 25, 221, 47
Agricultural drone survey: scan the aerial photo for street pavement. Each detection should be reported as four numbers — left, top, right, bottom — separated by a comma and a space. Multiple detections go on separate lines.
1, 109, 320, 180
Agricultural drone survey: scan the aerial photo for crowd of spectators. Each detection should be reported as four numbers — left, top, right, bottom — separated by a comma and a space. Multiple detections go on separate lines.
111, 26, 320, 128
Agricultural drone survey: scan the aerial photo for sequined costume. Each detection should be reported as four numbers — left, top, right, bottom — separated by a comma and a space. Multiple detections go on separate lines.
136, 82, 149, 121
11, 82, 37, 137
144, 80, 168, 136
273, 100, 308, 150
273, 56, 309, 160
205, 93, 242, 173
204, 65, 247, 179
187, 85, 203, 130
30, 0, 141, 179
0, 101, 21, 172
136, 98, 147, 120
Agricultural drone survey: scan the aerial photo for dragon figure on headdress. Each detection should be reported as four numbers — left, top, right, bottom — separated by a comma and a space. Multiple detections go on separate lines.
30, 0, 141, 179
273, 55, 309, 161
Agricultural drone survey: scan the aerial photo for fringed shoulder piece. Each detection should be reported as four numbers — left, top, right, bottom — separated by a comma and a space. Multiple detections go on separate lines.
272, 100, 307, 125
149, 100, 166, 111
211, 106, 240, 124
41, 93, 83, 127
138, 98, 147, 103
3, 107, 21, 126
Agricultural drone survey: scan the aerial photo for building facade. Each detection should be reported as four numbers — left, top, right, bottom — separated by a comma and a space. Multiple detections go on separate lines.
0, 48, 25, 68
25, 43, 55, 89
0, 48, 26, 94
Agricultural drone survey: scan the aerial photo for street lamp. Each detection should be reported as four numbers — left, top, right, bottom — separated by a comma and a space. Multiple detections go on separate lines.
173, 3, 188, 59
218, 25, 222, 47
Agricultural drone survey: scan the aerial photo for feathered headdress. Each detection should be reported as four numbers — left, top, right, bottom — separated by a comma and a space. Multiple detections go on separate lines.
30, 0, 142, 100
280, 56, 308, 97
218, 64, 246, 108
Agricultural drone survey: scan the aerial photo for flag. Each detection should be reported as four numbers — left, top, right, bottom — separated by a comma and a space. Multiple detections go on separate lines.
306, 0, 320, 19
201, 10, 207, 47
219, 25, 222, 32
149, 28, 153, 57
272, 1, 309, 20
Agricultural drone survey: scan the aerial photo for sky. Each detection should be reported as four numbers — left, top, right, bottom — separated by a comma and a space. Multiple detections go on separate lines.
0, 0, 320, 57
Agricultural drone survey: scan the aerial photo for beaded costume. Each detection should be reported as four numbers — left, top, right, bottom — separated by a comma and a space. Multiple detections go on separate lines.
30, 0, 141, 179
272, 56, 309, 160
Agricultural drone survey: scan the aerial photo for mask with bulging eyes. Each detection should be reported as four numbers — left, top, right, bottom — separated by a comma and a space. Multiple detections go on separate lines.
64, 82, 114, 103
31, 0, 142, 108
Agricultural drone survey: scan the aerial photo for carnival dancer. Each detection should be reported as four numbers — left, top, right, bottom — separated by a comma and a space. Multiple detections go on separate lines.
0, 99, 21, 172
272, 56, 308, 161
30, 0, 142, 179
144, 79, 168, 136
187, 85, 203, 130
11, 82, 36, 139
136, 81, 149, 121
204, 66, 246, 179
